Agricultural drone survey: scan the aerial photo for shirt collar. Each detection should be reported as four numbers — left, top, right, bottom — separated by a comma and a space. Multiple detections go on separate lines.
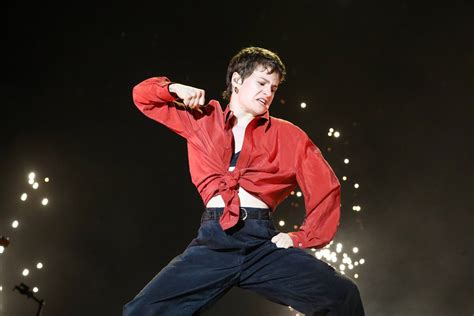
223, 103, 271, 132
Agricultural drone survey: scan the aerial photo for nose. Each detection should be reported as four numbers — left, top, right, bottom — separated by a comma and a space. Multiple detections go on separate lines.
263, 85, 272, 97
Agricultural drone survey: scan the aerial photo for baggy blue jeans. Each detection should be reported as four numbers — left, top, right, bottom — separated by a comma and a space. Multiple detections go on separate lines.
123, 207, 365, 316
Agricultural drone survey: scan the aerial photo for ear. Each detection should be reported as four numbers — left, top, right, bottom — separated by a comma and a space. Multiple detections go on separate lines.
231, 72, 243, 87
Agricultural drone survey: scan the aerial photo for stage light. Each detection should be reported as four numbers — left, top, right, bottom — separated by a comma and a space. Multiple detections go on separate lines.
33, 182, 39, 189
33, 287, 39, 293
0, 246, 4, 254
278, 220, 285, 227
359, 258, 365, 264
354, 183, 359, 189
21, 193, 28, 201
22, 269, 29, 276
334, 131, 340, 138
41, 198, 49, 206
28, 172, 36, 180
329, 128, 334, 132
300, 102, 306, 108
339, 264, 346, 271
28, 178, 35, 185
353, 247, 359, 253
354, 274, 359, 279
37, 263, 43, 269
342, 176, 347, 181
12, 220, 19, 228
344, 158, 349, 164
44, 177, 50, 182
296, 191, 302, 197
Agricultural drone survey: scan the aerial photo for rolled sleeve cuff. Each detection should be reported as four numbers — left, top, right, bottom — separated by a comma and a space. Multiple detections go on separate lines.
288, 232, 304, 249
156, 79, 178, 102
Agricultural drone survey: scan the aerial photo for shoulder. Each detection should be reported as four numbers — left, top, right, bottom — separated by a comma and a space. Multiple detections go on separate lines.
269, 116, 308, 138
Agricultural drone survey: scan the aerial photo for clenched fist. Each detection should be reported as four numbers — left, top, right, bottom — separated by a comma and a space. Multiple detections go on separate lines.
169, 83, 206, 113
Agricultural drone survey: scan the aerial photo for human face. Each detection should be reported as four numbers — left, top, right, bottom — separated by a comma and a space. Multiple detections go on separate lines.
233, 66, 280, 117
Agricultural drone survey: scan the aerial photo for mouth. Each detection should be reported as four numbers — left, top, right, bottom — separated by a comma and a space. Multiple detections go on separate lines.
257, 98, 267, 106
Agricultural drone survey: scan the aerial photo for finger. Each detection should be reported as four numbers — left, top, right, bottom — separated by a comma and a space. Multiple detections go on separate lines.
187, 95, 196, 107
193, 93, 201, 107
198, 90, 205, 105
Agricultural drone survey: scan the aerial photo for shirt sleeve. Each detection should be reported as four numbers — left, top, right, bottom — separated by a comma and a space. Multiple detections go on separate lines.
132, 76, 200, 139
288, 133, 341, 249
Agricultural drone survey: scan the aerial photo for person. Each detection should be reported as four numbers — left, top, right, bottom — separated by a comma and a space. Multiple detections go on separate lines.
123, 47, 365, 315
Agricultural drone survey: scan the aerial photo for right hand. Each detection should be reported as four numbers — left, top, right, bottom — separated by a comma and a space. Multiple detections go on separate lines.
168, 83, 206, 112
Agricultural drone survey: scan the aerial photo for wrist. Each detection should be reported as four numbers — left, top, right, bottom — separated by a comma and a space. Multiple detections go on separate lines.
168, 83, 176, 94
167, 83, 180, 99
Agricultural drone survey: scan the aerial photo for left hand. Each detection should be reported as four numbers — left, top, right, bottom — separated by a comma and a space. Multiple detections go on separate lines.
271, 233, 294, 249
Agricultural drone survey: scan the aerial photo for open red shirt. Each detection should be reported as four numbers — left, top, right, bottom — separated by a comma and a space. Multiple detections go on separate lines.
132, 77, 341, 249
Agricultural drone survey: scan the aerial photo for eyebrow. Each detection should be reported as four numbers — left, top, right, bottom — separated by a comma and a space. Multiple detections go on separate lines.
257, 77, 279, 88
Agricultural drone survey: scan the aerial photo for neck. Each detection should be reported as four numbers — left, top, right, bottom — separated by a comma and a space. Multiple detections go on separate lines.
229, 100, 254, 128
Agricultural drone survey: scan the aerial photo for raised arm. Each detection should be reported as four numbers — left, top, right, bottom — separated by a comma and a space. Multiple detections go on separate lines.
132, 76, 207, 139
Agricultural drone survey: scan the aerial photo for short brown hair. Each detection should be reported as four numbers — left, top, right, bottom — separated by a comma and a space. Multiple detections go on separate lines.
222, 47, 286, 100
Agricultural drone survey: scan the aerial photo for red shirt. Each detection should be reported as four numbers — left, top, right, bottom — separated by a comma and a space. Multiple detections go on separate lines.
132, 77, 341, 249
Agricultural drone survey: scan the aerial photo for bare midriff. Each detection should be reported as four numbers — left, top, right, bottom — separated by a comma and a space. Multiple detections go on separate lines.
205, 171, 270, 208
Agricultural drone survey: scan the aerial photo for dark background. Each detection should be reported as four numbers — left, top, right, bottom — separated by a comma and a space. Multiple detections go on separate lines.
2, 1, 472, 315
